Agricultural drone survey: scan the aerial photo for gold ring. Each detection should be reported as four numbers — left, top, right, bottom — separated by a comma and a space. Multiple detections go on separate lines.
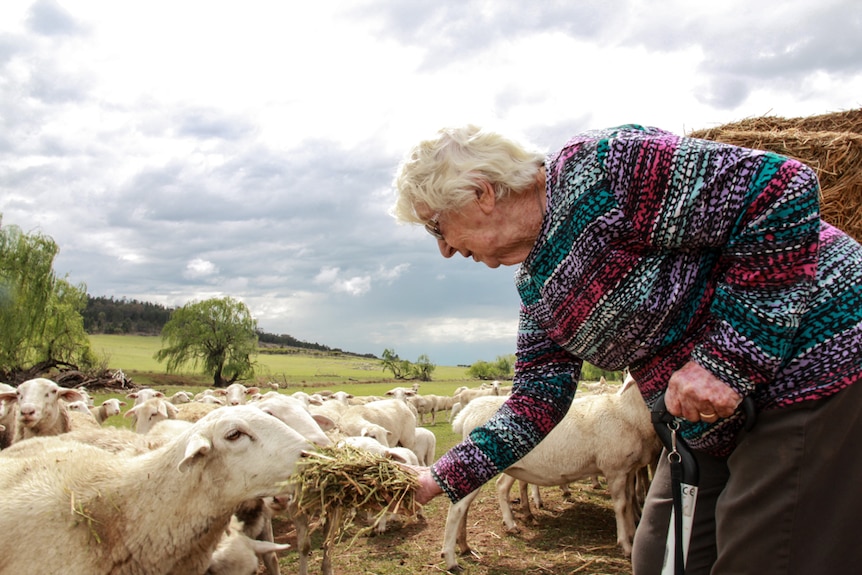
699, 411, 718, 421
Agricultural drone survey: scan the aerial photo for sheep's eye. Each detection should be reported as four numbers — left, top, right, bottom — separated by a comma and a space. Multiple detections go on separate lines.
225, 429, 245, 441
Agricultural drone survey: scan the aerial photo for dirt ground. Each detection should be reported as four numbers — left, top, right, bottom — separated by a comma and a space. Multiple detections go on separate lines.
267, 477, 634, 575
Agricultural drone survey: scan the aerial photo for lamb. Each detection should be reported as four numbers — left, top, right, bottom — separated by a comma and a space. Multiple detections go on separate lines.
206, 515, 290, 575
0, 404, 312, 575
0, 377, 87, 442
336, 398, 417, 450
441, 376, 660, 570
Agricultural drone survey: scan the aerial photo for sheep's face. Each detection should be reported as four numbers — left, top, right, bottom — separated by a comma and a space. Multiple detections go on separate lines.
178, 406, 313, 500
15, 378, 84, 429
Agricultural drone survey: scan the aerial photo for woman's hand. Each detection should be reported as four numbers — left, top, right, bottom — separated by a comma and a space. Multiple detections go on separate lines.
403, 465, 444, 505
666, 360, 742, 423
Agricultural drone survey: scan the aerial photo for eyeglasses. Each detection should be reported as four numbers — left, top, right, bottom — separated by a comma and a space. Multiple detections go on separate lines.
424, 212, 445, 240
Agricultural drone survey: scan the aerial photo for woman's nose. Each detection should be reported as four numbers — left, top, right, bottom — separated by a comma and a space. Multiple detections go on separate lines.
438, 239, 456, 258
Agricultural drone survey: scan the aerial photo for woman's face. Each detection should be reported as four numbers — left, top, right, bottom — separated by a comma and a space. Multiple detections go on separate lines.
417, 181, 538, 268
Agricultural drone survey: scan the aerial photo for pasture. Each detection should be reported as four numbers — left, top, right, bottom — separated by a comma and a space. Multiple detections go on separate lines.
82, 335, 633, 574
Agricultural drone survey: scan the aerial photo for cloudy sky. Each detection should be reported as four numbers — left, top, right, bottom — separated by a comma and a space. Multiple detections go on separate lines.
2, 0, 860, 367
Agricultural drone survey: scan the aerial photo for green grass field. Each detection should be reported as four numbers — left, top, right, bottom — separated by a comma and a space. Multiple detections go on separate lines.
89, 334, 473, 390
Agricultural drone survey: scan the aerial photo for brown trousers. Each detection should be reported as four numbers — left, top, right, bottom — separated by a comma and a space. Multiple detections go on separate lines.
631, 380, 862, 574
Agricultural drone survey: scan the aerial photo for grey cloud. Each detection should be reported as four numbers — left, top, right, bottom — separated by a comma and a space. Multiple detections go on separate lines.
27, 0, 85, 37
175, 108, 256, 140
355, 0, 621, 69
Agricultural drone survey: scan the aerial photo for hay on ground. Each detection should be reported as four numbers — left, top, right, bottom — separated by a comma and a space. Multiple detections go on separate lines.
689, 108, 862, 243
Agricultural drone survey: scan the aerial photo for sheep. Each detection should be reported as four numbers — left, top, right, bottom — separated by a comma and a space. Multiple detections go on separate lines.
89, 398, 127, 423
176, 400, 222, 422
125, 396, 180, 434
228, 496, 288, 575
252, 392, 336, 446
68, 408, 102, 430
206, 515, 290, 575
441, 376, 660, 570
65, 399, 94, 415
336, 398, 417, 450
215, 382, 261, 406
126, 387, 165, 406
168, 390, 194, 404
0, 377, 86, 442
0, 404, 312, 575
413, 426, 437, 467
0, 382, 16, 448
0, 424, 167, 457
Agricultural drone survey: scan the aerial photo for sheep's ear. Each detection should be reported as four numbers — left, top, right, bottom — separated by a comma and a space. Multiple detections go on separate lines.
178, 433, 212, 473
59, 388, 86, 404
124, 405, 140, 418
311, 413, 336, 432
385, 450, 410, 464
250, 539, 291, 556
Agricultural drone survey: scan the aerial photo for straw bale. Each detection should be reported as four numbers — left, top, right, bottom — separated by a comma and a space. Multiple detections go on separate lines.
689, 108, 862, 242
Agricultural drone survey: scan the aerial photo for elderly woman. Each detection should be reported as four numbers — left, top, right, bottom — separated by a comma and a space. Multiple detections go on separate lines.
391, 123, 862, 574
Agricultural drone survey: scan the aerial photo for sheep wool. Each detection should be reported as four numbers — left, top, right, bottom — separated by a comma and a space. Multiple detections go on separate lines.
0, 405, 312, 575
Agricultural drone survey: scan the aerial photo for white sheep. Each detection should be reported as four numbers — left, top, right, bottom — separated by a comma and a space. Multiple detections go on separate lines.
125, 396, 180, 434
337, 398, 416, 450
89, 398, 127, 423
413, 426, 437, 467
253, 391, 336, 447
0, 404, 312, 575
0, 377, 87, 442
441, 377, 660, 570
126, 387, 165, 406
176, 401, 222, 422
168, 390, 194, 404
454, 381, 502, 408
215, 382, 261, 406
206, 516, 290, 575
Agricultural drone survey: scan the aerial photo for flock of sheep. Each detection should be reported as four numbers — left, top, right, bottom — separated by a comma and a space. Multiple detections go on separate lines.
0, 374, 660, 574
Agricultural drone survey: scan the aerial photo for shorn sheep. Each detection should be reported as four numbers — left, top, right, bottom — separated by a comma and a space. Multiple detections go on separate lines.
441, 376, 660, 571
0, 404, 312, 575
336, 398, 417, 450
0, 377, 86, 442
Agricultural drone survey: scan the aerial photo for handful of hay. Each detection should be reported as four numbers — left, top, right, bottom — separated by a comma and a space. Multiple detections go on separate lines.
280, 445, 421, 544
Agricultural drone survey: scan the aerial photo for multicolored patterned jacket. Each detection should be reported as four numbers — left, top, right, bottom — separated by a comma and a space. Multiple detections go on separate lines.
432, 125, 862, 502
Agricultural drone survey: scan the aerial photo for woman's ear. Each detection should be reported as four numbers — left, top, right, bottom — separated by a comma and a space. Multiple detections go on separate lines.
475, 180, 497, 214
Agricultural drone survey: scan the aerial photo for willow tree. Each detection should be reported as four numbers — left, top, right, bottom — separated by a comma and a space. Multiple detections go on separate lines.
0, 217, 96, 382
154, 296, 258, 387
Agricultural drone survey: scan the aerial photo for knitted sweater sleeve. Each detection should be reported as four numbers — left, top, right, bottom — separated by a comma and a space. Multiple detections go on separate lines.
430, 306, 581, 502
603, 126, 821, 396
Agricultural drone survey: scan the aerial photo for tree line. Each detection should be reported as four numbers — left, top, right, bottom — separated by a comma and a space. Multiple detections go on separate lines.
83, 295, 351, 355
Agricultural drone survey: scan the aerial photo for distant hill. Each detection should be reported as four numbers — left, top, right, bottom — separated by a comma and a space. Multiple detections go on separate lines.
83, 295, 376, 358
